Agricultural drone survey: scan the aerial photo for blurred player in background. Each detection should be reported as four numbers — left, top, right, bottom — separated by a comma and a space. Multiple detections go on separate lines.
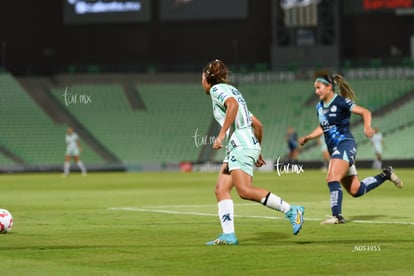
370, 127, 384, 169
286, 126, 299, 164
201, 59, 304, 245
318, 135, 330, 172
63, 127, 87, 177
299, 74, 403, 224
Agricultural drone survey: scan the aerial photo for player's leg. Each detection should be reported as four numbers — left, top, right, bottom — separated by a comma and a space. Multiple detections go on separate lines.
377, 153, 382, 168
372, 150, 382, 169
74, 155, 87, 176
292, 147, 299, 164
73, 146, 87, 176
206, 163, 238, 245
340, 164, 361, 196
230, 149, 304, 235
375, 152, 382, 169
230, 168, 304, 235
214, 163, 236, 237
321, 158, 349, 224
323, 140, 359, 224
63, 155, 71, 177
382, 166, 403, 188
342, 165, 403, 198
287, 147, 297, 164
322, 149, 330, 172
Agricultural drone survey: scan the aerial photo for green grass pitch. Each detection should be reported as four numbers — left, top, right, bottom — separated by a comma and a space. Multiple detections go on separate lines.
1, 169, 413, 275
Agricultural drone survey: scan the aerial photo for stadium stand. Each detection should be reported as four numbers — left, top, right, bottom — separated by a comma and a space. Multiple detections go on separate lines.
0, 152, 15, 167
50, 83, 212, 166
228, 81, 315, 162
137, 84, 212, 163
2, 72, 414, 172
356, 97, 414, 160
0, 73, 104, 171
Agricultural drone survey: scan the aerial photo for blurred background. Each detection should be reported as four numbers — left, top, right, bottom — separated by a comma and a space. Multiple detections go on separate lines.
1, 0, 414, 173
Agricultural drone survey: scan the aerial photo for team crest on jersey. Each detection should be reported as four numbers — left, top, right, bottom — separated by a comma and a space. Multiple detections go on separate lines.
330, 105, 337, 112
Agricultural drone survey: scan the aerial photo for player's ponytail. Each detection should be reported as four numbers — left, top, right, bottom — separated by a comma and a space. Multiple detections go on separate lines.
332, 74, 358, 102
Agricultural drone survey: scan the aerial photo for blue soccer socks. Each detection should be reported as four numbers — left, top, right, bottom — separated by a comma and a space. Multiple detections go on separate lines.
328, 181, 343, 217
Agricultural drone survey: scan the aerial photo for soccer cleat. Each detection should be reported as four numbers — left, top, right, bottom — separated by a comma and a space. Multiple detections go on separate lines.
285, 205, 305, 235
321, 214, 346, 225
206, 233, 239, 245
382, 166, 403, 188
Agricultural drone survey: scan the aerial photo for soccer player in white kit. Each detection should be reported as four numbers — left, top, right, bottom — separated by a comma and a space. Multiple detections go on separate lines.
201, 59, 305, 245
370, 127, 384, 169
63, 127, 87, 177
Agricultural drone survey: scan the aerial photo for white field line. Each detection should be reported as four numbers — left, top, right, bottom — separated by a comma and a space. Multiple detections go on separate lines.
108, 207, 301, 220
108, 206, 414, 225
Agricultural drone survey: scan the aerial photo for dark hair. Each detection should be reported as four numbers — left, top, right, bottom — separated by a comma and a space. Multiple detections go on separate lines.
202, 59, 229, 85
316, 74, 358, 102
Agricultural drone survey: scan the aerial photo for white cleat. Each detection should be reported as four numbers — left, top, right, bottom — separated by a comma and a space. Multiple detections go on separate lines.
321, 215, 346, 225
382, 166, 403, 188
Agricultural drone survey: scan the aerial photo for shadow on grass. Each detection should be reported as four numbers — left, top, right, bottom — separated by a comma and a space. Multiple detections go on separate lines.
347, 214, 409, 221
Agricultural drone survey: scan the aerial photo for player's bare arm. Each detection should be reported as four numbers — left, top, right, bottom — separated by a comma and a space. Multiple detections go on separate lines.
299, 125, 323, 145
351, 104, 374, 138
213, 97, 238, 150
251, 115, 263, 144
251, 115, 266, 167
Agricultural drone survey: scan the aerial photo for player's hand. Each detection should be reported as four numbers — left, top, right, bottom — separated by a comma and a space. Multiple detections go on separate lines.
299, 137, 307, 146
255, 155, 266, 167
364, 126, 375, 138
212, 137, 223, 150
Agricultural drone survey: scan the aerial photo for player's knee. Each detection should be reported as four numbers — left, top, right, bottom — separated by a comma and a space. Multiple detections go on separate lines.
238, 193, 251, 201
349, 186, 363, 198
214, 186, 225, 197
236, 187, 253, 200
214, 186, 230, 199
351, 192, 361, 198
326, 176, 341, 183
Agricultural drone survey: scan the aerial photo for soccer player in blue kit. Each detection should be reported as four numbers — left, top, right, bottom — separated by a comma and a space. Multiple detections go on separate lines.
201, 59, 305, 245
299, 74, 403, 224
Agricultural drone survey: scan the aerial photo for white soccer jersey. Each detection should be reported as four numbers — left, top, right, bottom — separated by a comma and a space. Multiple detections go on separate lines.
66, 133, 79, 151
370, 132, 383, 153
209, 83, 261, 151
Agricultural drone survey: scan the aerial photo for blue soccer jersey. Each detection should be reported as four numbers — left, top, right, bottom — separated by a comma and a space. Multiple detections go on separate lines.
316, 94, 355, 152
